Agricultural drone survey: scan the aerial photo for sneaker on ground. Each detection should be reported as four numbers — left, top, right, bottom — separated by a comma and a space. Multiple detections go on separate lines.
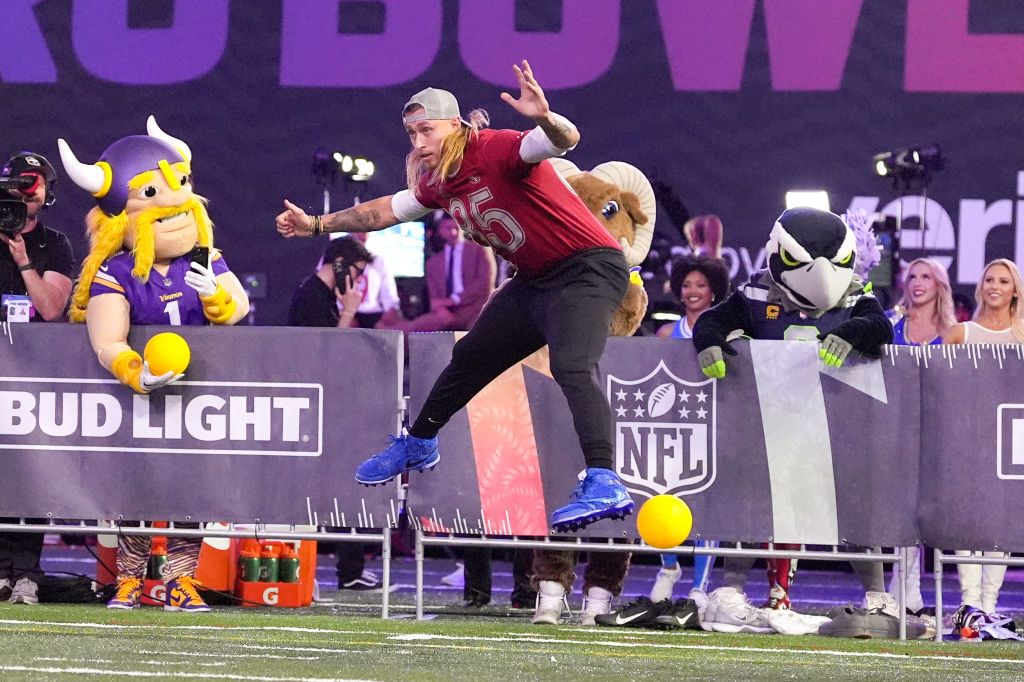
106, 576, 143, 610
595, 597, 673, 628
440, 562, 465, 588
0, 578, 12, 602
9, 577, 38, 605
819, 601, 926, 639
764, 583, 791, 610
701, 587, 772, 634
340, 569, 383, 591
767, 609, 831, 635
355, 433, 440, 486
164, 575, 211, 612
653, 598, 701, 630
580, 586, 613, 626
549, 468, 634, 532
649, 565, 681, 603
687, 587, 709, 613
532, 580, 568, 625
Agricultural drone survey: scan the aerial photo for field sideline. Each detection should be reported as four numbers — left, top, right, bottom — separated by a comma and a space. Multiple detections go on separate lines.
2, 603, 1023, 681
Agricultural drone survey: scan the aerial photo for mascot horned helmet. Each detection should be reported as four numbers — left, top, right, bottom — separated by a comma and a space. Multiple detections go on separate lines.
766, 207, 857, 313
58, 116, 192, 217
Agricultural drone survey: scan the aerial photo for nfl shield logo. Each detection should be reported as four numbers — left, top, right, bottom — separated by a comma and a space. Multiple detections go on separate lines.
607, 359, 716, 497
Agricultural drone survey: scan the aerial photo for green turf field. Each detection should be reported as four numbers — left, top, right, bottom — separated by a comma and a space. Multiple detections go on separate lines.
2, 603, 1024, 681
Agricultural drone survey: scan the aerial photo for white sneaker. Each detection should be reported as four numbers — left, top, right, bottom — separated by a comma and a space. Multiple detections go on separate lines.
532, 580, 568, 625
701, 587, 772, 634
649, 565, 681, 603
768, 609, 831, 635
581, 586, 612, 626
440, 562, 465, 588
9, 577, 38, 605
0, 578, 12, 602
687, 587, 709, 612
865, 590, 899, 618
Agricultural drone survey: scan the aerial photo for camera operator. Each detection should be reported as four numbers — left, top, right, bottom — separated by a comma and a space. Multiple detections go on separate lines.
0, 151, 74, 605
0, 151, 74, 322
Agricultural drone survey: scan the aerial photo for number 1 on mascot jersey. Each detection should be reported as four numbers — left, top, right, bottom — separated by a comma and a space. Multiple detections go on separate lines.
59, 115, 250, 394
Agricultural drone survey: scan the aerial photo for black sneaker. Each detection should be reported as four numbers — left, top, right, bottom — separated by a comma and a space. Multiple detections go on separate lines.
654, 598, 701, 630
340, 570, 382, 591
594, 597, 672, 628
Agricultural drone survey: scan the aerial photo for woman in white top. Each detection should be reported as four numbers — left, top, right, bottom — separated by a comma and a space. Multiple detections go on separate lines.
943, 258, 1024, 345
943, 258, 1024, 615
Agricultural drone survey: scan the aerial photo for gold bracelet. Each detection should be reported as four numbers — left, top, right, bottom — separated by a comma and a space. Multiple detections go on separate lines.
311, 215, 324, 235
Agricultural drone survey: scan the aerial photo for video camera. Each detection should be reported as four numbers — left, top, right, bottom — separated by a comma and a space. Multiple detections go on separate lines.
0, 151, 57, 237
0, 176, 35, 237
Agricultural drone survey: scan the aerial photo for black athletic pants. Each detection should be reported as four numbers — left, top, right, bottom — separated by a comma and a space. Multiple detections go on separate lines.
409, 248, 628, 470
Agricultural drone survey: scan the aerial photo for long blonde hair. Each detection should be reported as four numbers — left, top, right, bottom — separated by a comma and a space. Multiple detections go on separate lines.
974, 258, 1024, 342
69, 196, 213, 323
896, 258, 956, 336
404, 108, 490, 191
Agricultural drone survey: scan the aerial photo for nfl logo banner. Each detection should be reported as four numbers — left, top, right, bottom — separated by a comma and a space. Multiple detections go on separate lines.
609, 359, 717, 497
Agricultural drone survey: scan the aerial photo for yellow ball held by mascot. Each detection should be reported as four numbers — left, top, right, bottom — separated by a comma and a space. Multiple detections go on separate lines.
144, 332, 191, 376
637, 495, 693, 549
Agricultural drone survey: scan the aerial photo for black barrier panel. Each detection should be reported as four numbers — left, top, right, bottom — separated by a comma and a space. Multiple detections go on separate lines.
406, 335, 921, 546
0, 323, 401, 527
918, 344, 1024, 551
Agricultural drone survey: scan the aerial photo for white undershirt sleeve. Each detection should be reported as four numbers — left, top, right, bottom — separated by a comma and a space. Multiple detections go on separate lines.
518, 114, 577, 163
391, 190, 431, 223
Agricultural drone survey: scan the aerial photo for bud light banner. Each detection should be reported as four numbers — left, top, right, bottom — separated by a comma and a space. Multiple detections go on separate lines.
407, 335, 922, 546
0, 323, 402, 528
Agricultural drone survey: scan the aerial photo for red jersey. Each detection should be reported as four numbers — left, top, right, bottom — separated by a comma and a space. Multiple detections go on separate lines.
414, 129, 620, 277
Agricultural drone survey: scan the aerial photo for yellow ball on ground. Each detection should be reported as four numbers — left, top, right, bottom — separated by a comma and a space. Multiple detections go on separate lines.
144, 332, 191, 376
637, 495, 693, 549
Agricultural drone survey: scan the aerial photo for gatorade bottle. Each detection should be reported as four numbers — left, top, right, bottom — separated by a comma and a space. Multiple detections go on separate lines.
148, 538, 168, 580
259, 543, 279, 583
279, 545, 301, 583
238, 546, 261, 582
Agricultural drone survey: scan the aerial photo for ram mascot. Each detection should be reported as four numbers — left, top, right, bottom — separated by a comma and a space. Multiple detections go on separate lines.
530, 159, 658, 627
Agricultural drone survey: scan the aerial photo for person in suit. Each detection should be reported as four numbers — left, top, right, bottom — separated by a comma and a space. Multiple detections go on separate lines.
402, 213, 496, 332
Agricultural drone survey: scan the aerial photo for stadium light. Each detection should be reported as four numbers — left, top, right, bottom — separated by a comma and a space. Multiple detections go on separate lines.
785, 190, 830, 211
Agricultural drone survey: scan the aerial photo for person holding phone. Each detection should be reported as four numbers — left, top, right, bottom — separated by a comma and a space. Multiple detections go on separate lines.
288, 236, 370, 329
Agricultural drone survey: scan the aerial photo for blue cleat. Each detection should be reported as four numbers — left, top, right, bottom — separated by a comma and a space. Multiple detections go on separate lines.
550, 467, 635, 532
355, 433, 440, 486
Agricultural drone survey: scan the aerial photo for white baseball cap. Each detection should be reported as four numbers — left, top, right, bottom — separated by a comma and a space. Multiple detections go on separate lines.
402, 87, 469, 126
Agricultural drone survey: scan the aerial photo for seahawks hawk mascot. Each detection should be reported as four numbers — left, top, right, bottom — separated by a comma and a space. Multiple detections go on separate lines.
692, 207, 909, 636
694, 206, 892, 377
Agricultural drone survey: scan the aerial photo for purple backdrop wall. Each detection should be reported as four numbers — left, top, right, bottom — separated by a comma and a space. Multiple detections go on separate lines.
3, 1, 1024, 323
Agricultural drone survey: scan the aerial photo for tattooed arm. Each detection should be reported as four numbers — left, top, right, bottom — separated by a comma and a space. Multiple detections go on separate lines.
276, 195, 397, 238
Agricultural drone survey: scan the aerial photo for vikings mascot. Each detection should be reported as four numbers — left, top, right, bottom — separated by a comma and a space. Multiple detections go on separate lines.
59, 117, 249, 612
691, 207, 924, 638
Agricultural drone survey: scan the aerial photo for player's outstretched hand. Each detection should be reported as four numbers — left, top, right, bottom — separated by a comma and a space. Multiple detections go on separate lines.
139, 361, 184, 392
276, 199, 312, 238
698, 346, 728, 379
500, 60, 550, 121
184, 261, 218, 297
819, 333, 853, 367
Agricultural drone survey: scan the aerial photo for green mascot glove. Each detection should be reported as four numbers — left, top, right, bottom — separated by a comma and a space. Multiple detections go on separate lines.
698, 346, 727, 379
818, 333, 853, 367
